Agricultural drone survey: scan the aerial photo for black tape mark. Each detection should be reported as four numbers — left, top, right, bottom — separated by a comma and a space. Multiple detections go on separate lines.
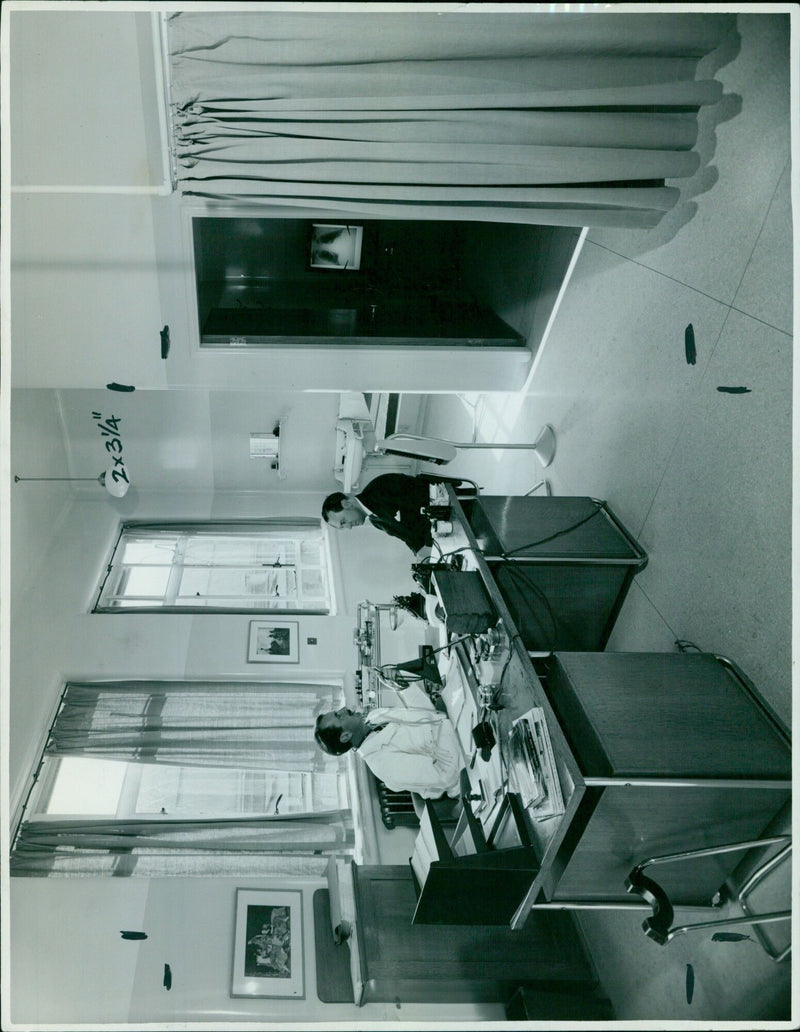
717, 386, 751, 394
107, 383, 136, 393
686, 963, 695, 1005
712, 932, 753, 942
120, 930, 148, 940
163, 963, 172, 990
684, 324, 696, 365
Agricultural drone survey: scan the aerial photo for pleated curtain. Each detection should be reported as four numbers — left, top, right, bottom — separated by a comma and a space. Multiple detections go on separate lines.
167, 10, 735, 228
44, 680, 339, 772
11, 681, 352, 877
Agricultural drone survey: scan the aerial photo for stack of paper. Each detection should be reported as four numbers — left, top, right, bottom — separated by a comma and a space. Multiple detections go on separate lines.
508, 708, 565, 819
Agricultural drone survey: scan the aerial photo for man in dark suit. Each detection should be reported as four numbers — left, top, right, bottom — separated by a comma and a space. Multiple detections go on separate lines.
322, 472, 433, 555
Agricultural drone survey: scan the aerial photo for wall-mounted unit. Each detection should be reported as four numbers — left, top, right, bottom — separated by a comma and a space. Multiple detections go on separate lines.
250, 424, 282, 475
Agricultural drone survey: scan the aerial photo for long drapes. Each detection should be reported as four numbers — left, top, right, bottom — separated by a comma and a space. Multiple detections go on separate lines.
167, 10, 736, 228
11, 814, 351, 878
11, 681, 351, 877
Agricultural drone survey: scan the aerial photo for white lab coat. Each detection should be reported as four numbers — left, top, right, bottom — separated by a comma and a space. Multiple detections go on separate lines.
356, 682, 463, 799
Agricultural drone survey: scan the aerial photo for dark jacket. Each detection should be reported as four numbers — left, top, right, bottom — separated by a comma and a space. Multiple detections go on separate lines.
357, 474, 433, 554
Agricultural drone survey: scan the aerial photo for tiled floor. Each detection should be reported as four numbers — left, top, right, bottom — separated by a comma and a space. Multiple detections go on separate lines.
422, 12, 793, 1023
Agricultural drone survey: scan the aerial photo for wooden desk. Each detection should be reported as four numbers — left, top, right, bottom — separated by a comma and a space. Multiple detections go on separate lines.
436, 488, 792, 925
351, 862, 599, 1004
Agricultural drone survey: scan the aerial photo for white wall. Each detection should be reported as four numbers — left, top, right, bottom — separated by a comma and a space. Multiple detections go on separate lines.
9, 390, 74, 605
9, 875, 505, 1026
53, 387, 343, 493
9, 11, 163, 188
9, 879, 149, 1025
11, 190, 168, 389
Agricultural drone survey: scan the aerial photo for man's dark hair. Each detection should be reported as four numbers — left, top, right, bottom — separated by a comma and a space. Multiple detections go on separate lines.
321, 492, 348, 522
314, 713, 351, 755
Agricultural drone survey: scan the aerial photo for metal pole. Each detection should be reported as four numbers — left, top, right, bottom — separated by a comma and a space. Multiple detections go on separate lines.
14, 475, 103, 483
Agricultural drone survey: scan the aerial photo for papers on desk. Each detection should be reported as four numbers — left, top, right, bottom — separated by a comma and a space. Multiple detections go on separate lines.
410, 804, 439, 887
508, 708, 565, 820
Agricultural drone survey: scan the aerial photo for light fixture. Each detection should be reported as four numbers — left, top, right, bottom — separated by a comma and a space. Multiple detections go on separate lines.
14, 468, 131, 498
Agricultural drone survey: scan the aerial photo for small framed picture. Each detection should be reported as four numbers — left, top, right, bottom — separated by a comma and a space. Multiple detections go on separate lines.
231, 889, 304, 999
248, 620, 299, 664
309, 223, 364, 270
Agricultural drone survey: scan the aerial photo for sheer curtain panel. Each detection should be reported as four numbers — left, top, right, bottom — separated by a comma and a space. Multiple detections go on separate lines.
167, 10, 736, 228
11, 681, 352, 877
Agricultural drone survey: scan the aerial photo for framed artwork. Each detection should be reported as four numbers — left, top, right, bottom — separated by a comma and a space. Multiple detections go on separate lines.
231, 889, 304, 999
248, 620, 300, 664
309, 223, 364, 270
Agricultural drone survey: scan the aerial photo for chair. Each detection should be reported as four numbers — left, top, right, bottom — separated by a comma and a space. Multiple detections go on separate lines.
625, 835, 792, 957
531, 834, 792, 962
375, 426, 557, 469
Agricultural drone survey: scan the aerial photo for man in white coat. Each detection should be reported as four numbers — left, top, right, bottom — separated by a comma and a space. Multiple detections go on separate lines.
314, 682, 463, 799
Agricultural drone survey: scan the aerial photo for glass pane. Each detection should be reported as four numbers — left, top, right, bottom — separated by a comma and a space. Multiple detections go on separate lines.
122, 538, 178, 564
136, 765, 312, 816
123, 565, 171, 597
300, 539, 322, 564
44, 757, 127, 815
301, 570, 325, 597
176, 568, 297, 602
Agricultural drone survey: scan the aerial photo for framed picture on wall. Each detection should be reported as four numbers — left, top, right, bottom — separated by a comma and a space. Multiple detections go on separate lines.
231, 889, 304, 999
247, 620, 300, 664
309, 223, 364, 270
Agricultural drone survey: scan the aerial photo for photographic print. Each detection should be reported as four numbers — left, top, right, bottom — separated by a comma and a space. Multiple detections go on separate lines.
309, 223, 364, 270
232, 890, 304, 998
248, 620, 299, 664
4, 2, 795, 1027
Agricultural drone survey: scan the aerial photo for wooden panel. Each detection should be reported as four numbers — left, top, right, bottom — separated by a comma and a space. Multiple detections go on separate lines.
353, 864, 596, 1003
466, 497, 640, 559
413, 853, 539, 926
506, 986, 614, 1020
550, 652, 791, 777
553, 785, 792, 904
312, 890, 354, 1004
491, 561, 631, 652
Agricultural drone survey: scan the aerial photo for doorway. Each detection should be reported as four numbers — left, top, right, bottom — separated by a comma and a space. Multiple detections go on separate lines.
192, 218, 526, 348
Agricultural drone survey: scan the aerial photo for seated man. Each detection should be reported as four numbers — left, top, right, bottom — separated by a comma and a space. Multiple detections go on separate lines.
314, 682, 464, 799
321, 472, 433, 556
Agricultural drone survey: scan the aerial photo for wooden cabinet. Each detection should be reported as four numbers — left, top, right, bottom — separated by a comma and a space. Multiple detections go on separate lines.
462, 496, 648, 651
351, 863, 599, 1004
543, 652, 792, 904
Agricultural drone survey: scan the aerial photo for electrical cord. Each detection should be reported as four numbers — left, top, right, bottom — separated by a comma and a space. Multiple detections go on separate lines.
499, 560, 560, 649
377, 632, 478, 685
500, 499, 605, 559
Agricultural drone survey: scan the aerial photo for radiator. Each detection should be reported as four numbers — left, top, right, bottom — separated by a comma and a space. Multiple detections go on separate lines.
374, 777, 418, 829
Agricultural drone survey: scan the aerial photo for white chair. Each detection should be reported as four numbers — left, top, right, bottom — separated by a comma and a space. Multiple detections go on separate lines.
375, 425, 557, 469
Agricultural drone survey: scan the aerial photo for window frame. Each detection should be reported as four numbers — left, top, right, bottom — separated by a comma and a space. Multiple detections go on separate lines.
92, 519, 336, 614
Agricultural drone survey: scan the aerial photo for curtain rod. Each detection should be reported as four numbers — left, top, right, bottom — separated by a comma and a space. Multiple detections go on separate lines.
9, 681, 72, 848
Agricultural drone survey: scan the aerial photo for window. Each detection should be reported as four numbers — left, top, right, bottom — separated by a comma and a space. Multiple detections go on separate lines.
32, 756, 347, 820
93, 521, 334, 613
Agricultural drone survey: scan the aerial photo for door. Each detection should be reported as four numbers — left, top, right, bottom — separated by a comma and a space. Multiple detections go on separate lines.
193, 217, 526, 348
